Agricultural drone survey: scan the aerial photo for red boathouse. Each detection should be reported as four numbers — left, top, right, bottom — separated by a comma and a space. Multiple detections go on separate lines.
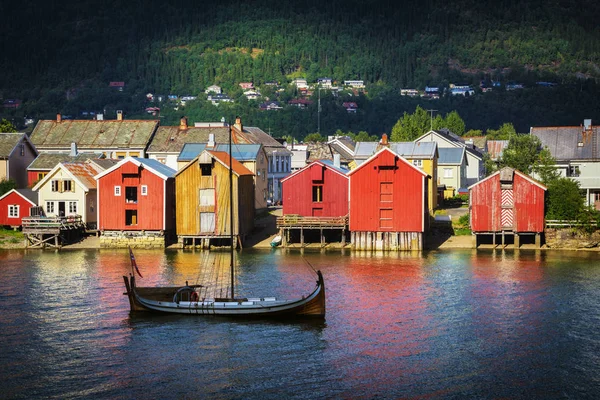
0, 189, 37, 228
469, 166, 546, 247
279, 158, 349, 246
94, 157, 176, 247
348, 147, 429, 251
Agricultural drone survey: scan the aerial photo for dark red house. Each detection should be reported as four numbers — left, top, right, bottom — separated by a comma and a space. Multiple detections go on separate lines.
94, 157, 176, 247
348, 147, 429, 251
282, 159, 349, 217
469, 167, 546, 247
0, 189, 37, 227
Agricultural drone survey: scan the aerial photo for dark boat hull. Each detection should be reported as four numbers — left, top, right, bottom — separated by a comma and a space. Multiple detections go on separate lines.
123, 271, 326, 318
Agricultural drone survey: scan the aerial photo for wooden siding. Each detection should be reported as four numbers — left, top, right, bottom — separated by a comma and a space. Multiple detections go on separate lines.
349, 149, 426, 232
0, 192, 35, 226
470, 171, 545, 233
176, 158, 254, 237
282, 163, 349, 217
97, 160, 171, 231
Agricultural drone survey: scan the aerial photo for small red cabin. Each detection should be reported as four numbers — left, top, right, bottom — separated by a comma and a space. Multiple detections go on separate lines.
95, 157, 176, 234
469, 167, 546, 247
282, 159, 349, 217
348, 147, 429, 250
0, 189, 37, 227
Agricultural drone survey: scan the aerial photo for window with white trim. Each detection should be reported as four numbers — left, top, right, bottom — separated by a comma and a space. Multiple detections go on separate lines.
114, 186, 121, 196
46, 201, 55, 214
8, 205, 19, 218
63, 180, 73, 192
141, 185, 148, 196
444, 168, 453, 178
413, 159, 423, 168
52, 180, 60, 192
68, 201, 77, 214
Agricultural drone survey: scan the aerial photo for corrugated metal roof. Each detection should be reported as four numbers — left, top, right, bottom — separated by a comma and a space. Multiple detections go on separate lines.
0, 133, 25, 158
531, 126, 600, 161
178, 143, 261, 162
354, 141, 437, 159
28, 152, 104, 170
62, 162, 104, 189
133, 157, 176, 178
486, 140, 509, 161
438, 147, 465, 165
30, 120, 159, 149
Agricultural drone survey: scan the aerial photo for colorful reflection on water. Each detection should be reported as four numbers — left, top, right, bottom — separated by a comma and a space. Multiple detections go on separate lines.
1, 248, 600, 398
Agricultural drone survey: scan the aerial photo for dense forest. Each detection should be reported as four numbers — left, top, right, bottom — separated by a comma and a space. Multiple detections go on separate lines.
2, 0, 600, 138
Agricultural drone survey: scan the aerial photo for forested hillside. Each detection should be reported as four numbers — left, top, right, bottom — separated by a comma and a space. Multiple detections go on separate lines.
2, 0, 600, 137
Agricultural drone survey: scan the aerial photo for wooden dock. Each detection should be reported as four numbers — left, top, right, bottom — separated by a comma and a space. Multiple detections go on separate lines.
22, 215, 85, 248
276, 215, 348, 247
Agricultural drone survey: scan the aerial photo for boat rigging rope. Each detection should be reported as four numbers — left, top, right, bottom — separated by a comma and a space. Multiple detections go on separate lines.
302, 257, 318, 275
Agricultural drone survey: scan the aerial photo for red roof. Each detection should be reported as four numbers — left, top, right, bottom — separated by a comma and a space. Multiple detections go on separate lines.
109, 82, 125, 87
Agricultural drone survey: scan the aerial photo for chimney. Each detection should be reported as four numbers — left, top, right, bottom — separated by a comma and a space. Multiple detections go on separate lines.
333, 153, 341, 168
57, 113, 62, 123
70, 142, 78, 157
117, 110, 123, 121
96, 114, 104, 121
584, 119, 592, 131
208, 133, 215, 148
380, 133, 389, 146
234, 116, 243, 132
180, 117, 188, 130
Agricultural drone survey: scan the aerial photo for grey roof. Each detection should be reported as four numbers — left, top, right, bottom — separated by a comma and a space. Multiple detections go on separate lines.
15, 188, 37, 204
329, 142, 354, 161
438, 147, 466, 165
354, 141, 437, 159
133, 157, 176, 178
307, 142, 333, 162
319, 159, 350, 175
178, 143, 261, 162
531, 126, 600, 161
244, 127, 291, 154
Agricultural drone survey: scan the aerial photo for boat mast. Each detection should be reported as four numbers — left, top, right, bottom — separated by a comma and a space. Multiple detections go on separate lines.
229, 120, 235, 299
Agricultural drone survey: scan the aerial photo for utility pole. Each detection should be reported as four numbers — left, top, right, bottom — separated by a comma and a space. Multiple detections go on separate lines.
317, 85, 322, 135
426, 109, 437, 130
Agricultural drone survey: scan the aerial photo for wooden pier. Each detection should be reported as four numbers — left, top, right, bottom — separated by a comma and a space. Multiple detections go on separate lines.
276, 215, 348, 247
22, 215, 85, 248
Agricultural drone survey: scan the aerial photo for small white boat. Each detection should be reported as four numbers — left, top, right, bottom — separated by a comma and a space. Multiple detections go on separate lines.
270, 235, 282, 247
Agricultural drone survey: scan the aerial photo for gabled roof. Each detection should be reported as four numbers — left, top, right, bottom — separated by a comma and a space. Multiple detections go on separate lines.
415, 129, 483, 160
32, 161, 105, 192
178, 143, 262, 162
530, 126, 600, 161
468, 166, 546, 191
0, 133, 36, 158
438, 147, 467, 165
30, 119, 159, 149
244, 127, 291, 154
27, 152, 104, 170
148, 125, 250, 154
348, 147, 429, 177
281, 159, 349, 183
307, 142, 332, 162
94, 156, 176, 181
176, 150, 253, 177
0, 188, 37, 206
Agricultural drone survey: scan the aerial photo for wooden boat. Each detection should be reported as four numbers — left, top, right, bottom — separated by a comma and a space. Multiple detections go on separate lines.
122, 122, 325, 319
270, 235, 282, 247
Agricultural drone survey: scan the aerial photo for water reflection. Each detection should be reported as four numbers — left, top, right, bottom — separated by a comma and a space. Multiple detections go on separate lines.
1, 249, 600, 398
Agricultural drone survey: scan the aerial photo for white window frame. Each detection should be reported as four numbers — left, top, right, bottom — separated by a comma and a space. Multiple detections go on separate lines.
444, 168, 453, 178
52, 180, 60, 192
8, 205, 19, 218
46, 201, 55, 214
114, 186, 121, 196
141, 185, 148, 196
413, 159, 423, 167
68, 201, 77, 214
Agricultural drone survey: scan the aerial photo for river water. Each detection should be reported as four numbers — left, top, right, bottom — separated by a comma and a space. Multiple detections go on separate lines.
1, 248, 599, 399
